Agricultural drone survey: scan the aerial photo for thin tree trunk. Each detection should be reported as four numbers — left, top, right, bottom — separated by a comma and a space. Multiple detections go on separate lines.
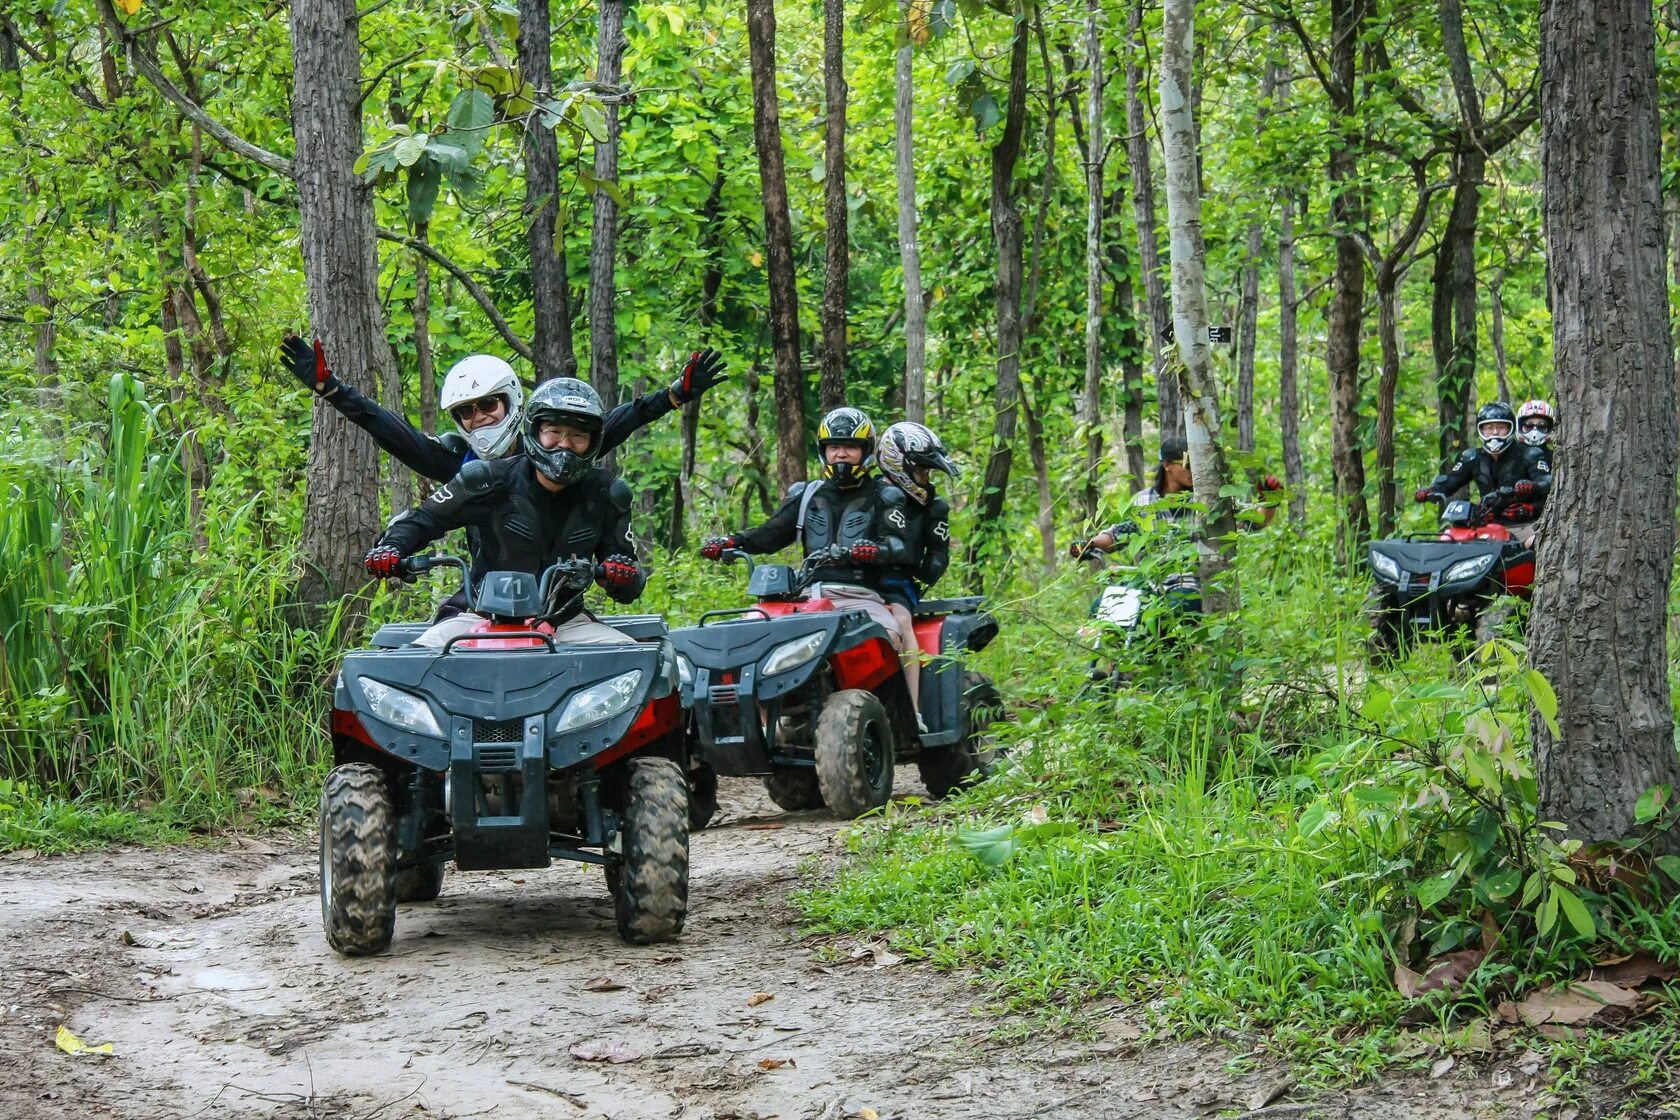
1531, 0, 1680, 850
413, 222, 438, 436
818, 0, 848, 414
291, 0, 395, 613
518, 0, 576, 380
1374, 271, 1401, 538
1110, 196, 1147, 493
1083, 0, 1106, 518
1160, 0, 1236, 613
672, 175, 726, 549
1488, 269, 1511, 401
1021, 383, 1055, 571
1127, 0, 1177, 439
1431, 146, 1484, 463
183, 126, 234, 362
589, 0, 626, 471
896, 2, 926, 423
746, 0, 806, 493
972, 8, 1031, 554
1279, 191, 1305, 524
1236, 218, 1263, 455
1325, 0, 1371, 554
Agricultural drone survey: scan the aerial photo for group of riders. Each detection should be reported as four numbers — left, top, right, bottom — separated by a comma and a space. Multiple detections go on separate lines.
283, 336, 960, 729
285, 331, 1559, 698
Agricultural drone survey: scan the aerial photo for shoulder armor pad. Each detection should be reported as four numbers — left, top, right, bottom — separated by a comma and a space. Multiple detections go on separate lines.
438, 432, 471, 457
929, 495, 951, 516
607, 476, 634, 512
458, 459, 498, 494
1458, 449, 1479, 463
878, 483, 910, 505
786, 481, 808, 499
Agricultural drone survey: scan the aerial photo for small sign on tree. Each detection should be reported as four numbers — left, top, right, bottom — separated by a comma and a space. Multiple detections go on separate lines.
1208, 326, 1234, 345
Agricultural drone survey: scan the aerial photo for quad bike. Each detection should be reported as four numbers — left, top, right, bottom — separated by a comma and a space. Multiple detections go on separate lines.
1079, 569, 1202, 689
322, 554, 688, 956
669, 548, 1002, 820
1366, 498, 1536, 656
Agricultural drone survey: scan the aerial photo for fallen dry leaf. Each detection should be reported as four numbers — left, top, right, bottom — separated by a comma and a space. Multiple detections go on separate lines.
850, 1108, 879, 1120
1514, 981, 1641, 1028
1247, 1074, 1293, 1110
568, 1040, 643, 1064
746, 992, 774, 1007
582, 977, 624, 993
1495, 999, 1521, 1024
1431, 1055, 1456, 1079
743, 823, 785, 831
55, 1025, 113, 1056
1589, 950, 1678, 989
758, 1057, 795, 1070
1396, 949, 1487, 999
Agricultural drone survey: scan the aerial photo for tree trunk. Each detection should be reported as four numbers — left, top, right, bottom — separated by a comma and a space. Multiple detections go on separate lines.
1160, 0, 1237, 613
290, 0, 393, 613
818, 0, 848, 414
412, 221, 438, 496
1127, 0, 1178, 439
1374, 271, 1401, 539
518, 0, 576, 380
1530, 0, 1680, 849
1021, 383, 1056, 571
589, 0, 626, 468
673, 176, 726, 548
1109, 197, 1147, 494
1082, 0, 1106, 519
972, 9, 1030, 549
746, 0, 806, 494
1279, 191, 1305, 524
1326, 0, 1370, 554
896, 2, 926, 424
1235, 63, 1279, 457
1431, 146, 1484, 464
1488, 269, 1511, 402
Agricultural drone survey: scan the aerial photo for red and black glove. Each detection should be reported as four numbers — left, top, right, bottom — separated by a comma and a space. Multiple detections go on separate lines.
849, 540, 882, 565
364, 545, 403, 579
1259, 475, 1283, 494
281, 334, 340, 396
1413, 488, 1434, 504
700, 535, 734, 561
670, 348, 727, 403
597, 554, 640, 591
1512, 480, 1539, 499
1069, 538, 1092, 560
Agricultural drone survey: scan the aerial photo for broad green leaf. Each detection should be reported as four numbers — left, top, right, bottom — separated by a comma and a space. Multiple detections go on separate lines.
1414, 867, 1460, 910
1480, 864, 1522, 901
1654, 855, 1680, 884
1536, 889, 1559, 935
1635, 784, 1670, 826
1296, 800, 1330, 839
446, 90, 494, 157
1552, 885, 1595, 939
579, 101, 611, 144
392, 133, 428, 167
406, 159, 442, 225
1524, 669, 1559, 736
956, 824, 1018, 868
971, 92, 1001, 135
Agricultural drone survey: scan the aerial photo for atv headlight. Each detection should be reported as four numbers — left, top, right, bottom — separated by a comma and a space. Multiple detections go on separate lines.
762, 631, 827, 676
1368, 550, 1401, 583
554, 670, 644, 735
676, 653, 693, 687
1443, 554, 1495, 584
359, 678, 444, 738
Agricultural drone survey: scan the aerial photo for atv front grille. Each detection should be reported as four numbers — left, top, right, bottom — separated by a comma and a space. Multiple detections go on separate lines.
473, 718, 524, 744
474, 744, 519, 771
708, 685, 740, 706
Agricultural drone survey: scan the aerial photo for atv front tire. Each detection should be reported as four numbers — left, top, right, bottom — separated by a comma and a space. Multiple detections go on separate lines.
319, 764, 398, 956
763, 767, 824, 812
612, 756, 689, 945
919, 670, 1002, 799
814, 689, 895, 819
395, 862, 445, 903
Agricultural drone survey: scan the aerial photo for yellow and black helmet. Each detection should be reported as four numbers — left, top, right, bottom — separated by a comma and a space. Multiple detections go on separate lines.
817, 406, 876, 485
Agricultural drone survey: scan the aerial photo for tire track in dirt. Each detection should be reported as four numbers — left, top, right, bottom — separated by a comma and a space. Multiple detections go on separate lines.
1, 781, 1551, 1119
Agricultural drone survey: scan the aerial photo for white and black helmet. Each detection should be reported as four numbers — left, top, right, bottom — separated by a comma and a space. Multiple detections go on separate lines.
522, 377, 605, 485
1476, 401, 1517, 456
441, 354, 524, 458
878, 421, 958, 506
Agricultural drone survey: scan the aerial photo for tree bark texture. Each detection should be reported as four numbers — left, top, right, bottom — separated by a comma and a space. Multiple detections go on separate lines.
1279, 190, 1305, 524
518, 0, 576, 380
896, 2, 926, 424
1235, 63, 1279, 456
1160, 0, 1237, 614
1488, 270, 1511, 403
819, 0, 848, 415
1127, 0, 1178, 440
589, 0, 626, 460
1325, 0, 1370, 553
1531, 0, 1680, 848
1108, 187, 1148, 493
673, 176, 725, 549
1431, 145, 1484, 464
290, 0, 394, 612
746, 0, 807, 494
972, 12, 1030, 545
1082, 0, 1106, 518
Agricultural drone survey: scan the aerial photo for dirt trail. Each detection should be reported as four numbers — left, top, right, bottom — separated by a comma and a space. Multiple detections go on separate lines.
2, 781, 1554, 1120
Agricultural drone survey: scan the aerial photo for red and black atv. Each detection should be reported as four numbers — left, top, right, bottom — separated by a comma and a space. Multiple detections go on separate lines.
669, 548, 1002, 821
1366, 498, 1535, 655
323, 555, 688, 956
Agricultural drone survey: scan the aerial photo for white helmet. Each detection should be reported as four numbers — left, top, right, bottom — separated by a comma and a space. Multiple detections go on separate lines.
440, 354, 524, 458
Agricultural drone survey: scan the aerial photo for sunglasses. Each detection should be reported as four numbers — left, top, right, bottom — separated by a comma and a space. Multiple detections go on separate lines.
451, 395, 505, 423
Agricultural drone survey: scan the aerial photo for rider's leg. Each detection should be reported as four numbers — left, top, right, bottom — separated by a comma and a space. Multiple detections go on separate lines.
887, 602, 923, 726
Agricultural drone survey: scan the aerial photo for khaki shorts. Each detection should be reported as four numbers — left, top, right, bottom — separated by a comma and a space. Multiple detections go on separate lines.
810, 585, 905, 651
1506, 522, 1537, 547
414, 611, 635, 648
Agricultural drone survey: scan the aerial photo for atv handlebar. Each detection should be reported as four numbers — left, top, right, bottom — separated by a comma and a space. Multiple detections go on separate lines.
719, 547, 756, 572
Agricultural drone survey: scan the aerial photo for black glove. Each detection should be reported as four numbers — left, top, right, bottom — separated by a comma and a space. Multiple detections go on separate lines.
281, 334, 340, 396
597, 554, 640, 591
700, 535, 734, 561
1488, 486, 1516, 510
364, 545, 403, 579
670, 348, 727, 403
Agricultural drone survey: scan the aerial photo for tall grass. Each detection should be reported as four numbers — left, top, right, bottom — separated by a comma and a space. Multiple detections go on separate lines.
0, 375, 341, 835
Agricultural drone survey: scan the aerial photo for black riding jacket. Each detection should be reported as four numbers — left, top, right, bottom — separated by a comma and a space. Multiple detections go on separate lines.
377, 457, 646, 606
1423, 444, 1553, 523
329, 380, 677, 483
883, 495, 951, 591
732, 476, 913, 587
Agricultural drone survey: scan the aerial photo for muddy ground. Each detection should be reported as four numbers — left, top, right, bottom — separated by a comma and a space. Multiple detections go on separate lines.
0, 780, 1595, 1119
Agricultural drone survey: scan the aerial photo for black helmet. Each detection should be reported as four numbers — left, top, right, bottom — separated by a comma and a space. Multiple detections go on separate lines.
816, 406, 876, 486
1476, 401, 1517, 456
879, 421, 957, 506
522, 377, 605, 484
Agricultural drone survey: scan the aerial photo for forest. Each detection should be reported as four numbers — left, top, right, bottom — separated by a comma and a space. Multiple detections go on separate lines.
3, 0, 1680, 1114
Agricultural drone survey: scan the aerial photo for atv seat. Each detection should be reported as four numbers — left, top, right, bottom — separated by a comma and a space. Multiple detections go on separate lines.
914, 596, 985, 618
1370, 539, 1505, 575
599, 614, 669, 642
370, 623, 433, 649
